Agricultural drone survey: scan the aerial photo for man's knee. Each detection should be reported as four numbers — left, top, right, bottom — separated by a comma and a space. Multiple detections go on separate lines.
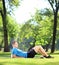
38, 45, 42, 49
35, 45, 42, 49
33, 45, 42, 52
32, 47, 38, 53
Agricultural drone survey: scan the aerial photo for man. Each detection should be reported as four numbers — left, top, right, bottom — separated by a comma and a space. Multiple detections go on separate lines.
11, 40, 52, 58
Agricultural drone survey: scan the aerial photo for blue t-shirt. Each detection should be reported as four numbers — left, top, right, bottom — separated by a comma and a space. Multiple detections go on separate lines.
11, 48, 27, 58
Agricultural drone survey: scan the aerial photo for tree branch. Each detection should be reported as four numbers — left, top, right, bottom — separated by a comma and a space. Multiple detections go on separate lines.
55, 1, 59, 13
57, 1, 59, 10
48, 0, 55, 12
55, 0, 57, 7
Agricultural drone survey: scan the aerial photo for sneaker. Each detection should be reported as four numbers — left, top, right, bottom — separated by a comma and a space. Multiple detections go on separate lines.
44, 55, 54, 58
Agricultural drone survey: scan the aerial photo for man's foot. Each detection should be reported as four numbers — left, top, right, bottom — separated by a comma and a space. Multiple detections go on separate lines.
44, 55, 54, 58
40, 55, 54, 58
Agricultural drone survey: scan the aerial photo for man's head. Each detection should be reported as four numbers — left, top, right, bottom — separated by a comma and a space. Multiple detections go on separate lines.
12, 40, 18, 48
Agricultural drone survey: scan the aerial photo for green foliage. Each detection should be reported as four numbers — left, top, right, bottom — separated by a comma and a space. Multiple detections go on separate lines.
0, 15, 3, 26
7, 0, 20, 7
10, 0, 20, 6
0, 14, 20, 46
56, 13, 59, 39
0, 0, 21, 52
19, 9, 53, 46
6, 0, 21, 14
0, 0, 3, 10
0, 15, 3, 48
0, 0, 21, 15
6, 15, 20, 42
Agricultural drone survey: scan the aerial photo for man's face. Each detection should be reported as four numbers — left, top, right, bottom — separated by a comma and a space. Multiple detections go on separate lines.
13, 42, 18, 48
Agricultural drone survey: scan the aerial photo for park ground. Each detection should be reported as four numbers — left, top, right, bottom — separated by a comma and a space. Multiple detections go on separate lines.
0, 51, 59, 65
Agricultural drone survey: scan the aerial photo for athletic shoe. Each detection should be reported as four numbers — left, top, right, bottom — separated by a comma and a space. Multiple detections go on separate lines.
40, 55, 54, 58
44, 55, 54, 58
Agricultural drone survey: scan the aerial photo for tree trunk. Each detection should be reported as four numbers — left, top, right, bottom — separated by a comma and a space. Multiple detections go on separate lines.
2, 0, 9, 52
51, 11, 58, 53
45, 44, 50, 52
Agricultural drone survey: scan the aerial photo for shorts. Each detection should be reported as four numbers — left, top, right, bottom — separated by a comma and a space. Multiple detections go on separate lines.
27, 49, 37, 58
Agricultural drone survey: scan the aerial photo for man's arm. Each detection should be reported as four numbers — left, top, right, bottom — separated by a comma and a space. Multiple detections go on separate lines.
12, 54, 24, 58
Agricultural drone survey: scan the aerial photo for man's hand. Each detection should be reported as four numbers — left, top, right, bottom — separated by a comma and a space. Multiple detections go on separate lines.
11, 54, 24, 58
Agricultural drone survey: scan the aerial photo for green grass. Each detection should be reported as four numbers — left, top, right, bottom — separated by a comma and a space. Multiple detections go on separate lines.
0, 52, 59, 65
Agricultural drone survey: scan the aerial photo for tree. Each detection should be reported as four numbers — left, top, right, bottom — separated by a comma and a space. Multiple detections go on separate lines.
1, 0, 9, 52
47, 0, 59, 53
19, 19, 40, 50
0, 0, 20, 52
19, 9, 53, 51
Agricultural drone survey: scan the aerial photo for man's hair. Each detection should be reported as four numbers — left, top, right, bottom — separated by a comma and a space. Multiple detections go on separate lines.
11, 40, 17, 45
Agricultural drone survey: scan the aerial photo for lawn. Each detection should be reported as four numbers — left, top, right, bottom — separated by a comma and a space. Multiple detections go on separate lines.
0, 52, 59, 65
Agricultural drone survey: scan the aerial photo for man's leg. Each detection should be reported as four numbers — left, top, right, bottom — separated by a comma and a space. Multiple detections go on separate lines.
32, 46, 48, 57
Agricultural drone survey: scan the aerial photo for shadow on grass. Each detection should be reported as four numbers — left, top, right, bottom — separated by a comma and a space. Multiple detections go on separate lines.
0, 52, 11, 58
